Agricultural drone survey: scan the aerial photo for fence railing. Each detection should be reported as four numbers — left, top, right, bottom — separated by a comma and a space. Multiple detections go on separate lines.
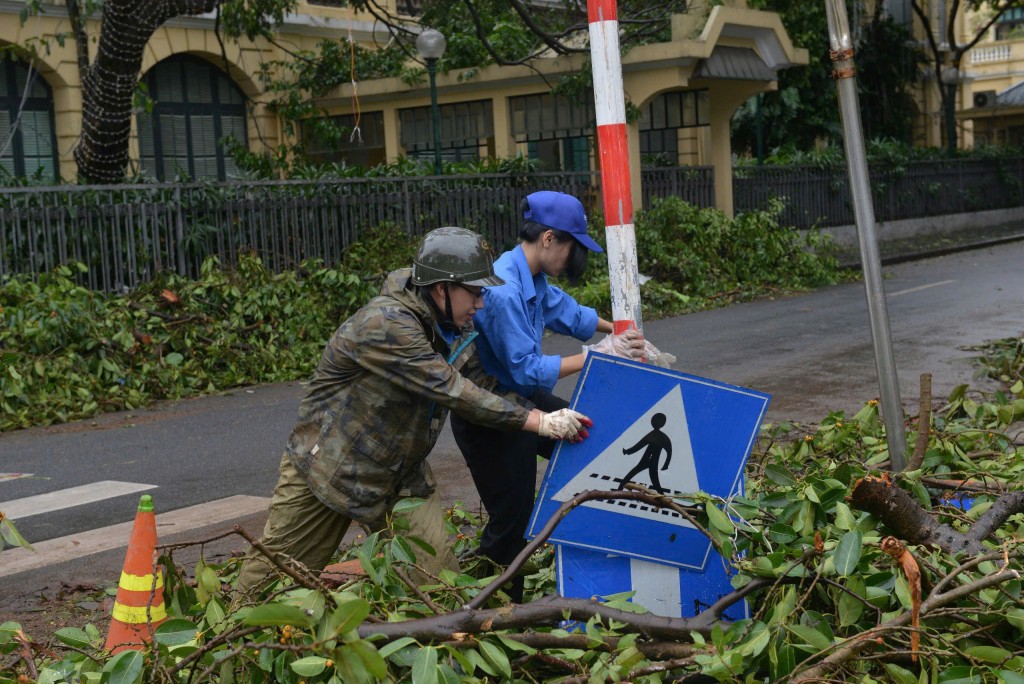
733, 157, 1024, 229
0, 172, 603, 291
2, 159, 1020, 290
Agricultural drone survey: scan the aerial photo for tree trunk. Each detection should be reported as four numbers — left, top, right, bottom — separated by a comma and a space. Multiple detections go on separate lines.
73, 0, 220, 183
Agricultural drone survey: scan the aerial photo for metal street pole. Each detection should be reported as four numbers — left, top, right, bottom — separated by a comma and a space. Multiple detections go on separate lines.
825, 0, 907, 470
426, 58, 442, 175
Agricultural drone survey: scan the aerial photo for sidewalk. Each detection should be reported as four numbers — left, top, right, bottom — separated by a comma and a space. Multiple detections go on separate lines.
833, 219, 1024, 268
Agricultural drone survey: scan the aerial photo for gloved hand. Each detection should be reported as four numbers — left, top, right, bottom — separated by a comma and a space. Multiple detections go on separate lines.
582, 330, 645, 361
538, 408, 593, 442
642, 338, 677, 368
583, 330, 677, 368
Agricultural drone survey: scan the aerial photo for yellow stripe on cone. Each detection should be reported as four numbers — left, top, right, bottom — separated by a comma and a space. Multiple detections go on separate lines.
112, 602, 168, 624
118, 571, 164, 592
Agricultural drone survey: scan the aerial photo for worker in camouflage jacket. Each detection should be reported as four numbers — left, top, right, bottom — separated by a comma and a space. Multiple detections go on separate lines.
236, 227, 592, 594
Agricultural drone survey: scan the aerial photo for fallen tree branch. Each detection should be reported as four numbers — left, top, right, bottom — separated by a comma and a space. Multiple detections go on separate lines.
921, 476, 1009, 494
849, 477, 978, 554
232, 525, 337, 608
967, 491, 1024, 547
791, 551, 1023, 683
358, 578, 777, 643
850, 477, 1024, 554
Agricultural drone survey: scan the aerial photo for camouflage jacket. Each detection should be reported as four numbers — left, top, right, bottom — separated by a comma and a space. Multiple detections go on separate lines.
286, 268, 530, 527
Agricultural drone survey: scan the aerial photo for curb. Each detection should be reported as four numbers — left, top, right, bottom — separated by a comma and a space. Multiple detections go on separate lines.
838, 231, 1024, 270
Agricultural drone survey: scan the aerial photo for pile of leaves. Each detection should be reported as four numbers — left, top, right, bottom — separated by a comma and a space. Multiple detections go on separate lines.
1, 204, 842, 432
971, 335, 1024, 390
4, 364, 1024, 682
0, 226, 419, 431
566, 196, 843, 316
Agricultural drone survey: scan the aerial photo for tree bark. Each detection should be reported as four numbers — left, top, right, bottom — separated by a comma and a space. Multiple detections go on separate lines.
849, 476, 1024, 554
73, 0, 220, 182
906, 372, 931, 472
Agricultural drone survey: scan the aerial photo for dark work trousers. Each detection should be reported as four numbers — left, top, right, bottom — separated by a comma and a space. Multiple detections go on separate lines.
452, 390, 569, 600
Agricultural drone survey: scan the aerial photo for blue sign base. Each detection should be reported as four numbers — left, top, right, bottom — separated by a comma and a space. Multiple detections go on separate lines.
557, 544, 748, 621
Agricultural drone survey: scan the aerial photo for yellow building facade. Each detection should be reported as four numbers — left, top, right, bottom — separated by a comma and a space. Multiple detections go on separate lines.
958, 6, 1024, 147
0, 0, 806, 214
881, 0, 1024, 148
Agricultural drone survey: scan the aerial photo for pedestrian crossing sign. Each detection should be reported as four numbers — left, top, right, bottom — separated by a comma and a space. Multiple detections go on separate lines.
527, 353, 770, 569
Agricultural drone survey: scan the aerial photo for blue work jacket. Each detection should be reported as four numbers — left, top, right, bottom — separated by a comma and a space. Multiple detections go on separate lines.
473, 245, 599, 397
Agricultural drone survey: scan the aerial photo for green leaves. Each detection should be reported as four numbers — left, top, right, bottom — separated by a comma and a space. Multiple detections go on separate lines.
102, 650, 144, 684
0, 514, 34, 553
832, 530, 863, 577
329, 598, 372, 638
1, 252, 380, 432
290, 655, 329, 676
411, 645, 439, 684
705, 501, 735, 534
243, 603, 315, 628
153, 619, 199, 646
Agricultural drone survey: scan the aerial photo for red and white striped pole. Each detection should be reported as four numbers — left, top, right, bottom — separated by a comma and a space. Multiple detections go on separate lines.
588, 0, 643, 336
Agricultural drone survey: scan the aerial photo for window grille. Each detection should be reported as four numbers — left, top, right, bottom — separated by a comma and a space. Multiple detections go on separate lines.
0, 55, 58, 181
137, 55, 248, 181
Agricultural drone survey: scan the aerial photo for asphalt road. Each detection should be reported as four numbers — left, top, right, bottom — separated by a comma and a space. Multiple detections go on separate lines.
1, 239, 1021, 598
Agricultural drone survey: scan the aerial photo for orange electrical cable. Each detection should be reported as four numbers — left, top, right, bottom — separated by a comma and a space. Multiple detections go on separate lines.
348, 10, 362, 144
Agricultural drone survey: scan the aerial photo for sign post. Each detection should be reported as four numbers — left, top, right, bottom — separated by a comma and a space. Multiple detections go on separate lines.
588, 0, 643, 335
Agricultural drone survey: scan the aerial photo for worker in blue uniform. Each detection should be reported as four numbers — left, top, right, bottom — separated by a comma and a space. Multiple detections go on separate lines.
451, 190, 672, 601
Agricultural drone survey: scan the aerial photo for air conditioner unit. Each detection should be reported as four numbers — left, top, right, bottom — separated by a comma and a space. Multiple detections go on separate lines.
973, 90, 998, 108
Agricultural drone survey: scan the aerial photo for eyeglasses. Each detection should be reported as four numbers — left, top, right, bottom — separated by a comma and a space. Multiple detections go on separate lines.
454, 283, 486, 300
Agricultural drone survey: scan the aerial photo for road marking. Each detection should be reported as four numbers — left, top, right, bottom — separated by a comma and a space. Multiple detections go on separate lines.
0, 473, 34, 482
889, 280, 957, 297
0, 481, 157, 520
0, 495, 270, 578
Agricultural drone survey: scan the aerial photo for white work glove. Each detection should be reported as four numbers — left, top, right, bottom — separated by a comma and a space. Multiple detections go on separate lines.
582, 330, 645, 361
538, 408, 593, 442
583, 330, 677, 368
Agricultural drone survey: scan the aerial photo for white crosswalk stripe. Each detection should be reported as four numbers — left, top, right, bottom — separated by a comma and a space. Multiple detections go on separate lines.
0, 481, 158, 520
0, 495, 270, 577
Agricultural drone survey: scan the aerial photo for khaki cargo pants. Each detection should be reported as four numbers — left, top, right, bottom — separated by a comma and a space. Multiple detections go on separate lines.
235, 454, 459, 595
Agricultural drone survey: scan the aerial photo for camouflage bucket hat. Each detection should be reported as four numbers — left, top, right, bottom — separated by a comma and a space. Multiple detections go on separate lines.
411, 226, 506, 287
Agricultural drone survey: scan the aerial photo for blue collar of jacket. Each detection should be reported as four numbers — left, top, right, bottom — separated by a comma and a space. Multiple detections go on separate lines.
511, 244, 540, 302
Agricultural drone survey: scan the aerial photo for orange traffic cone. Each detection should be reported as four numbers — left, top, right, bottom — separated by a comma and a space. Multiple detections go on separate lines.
104, 494, 167, 653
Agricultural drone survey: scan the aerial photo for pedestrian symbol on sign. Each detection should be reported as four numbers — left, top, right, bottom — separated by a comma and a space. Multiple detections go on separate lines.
552, 385, 700, 528
617, 413, 672, 494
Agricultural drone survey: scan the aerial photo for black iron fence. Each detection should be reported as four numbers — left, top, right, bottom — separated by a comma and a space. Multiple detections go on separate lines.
0, 172, 604, 292
1, 158, 1021, 291
733, 157, 1024, 228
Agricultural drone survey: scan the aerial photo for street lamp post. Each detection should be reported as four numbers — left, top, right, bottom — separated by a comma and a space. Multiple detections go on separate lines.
416, 28, 446, 175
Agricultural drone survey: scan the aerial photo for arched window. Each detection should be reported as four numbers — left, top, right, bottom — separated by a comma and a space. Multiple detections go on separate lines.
0, 55, 58, 181
137, 55, 248, 180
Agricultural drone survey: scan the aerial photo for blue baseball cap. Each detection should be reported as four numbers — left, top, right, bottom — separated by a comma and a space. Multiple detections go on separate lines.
523, 191, 603, 253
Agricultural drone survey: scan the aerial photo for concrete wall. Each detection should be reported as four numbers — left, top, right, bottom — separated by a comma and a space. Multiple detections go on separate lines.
818, 206, 1024, 249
